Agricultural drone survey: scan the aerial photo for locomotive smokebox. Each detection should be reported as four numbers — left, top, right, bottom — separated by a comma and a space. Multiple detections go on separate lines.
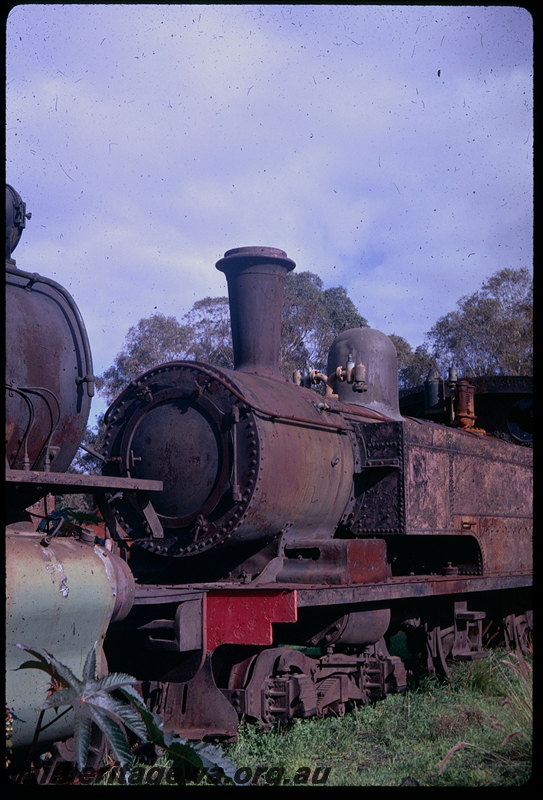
216, 246, 295, 376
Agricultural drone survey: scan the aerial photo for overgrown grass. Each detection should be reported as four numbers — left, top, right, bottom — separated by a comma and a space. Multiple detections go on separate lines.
96, 647, 532, 787
219, 648, 532, 787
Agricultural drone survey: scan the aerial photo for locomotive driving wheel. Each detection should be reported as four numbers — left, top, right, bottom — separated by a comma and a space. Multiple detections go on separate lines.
426, 624, 455, 681
504, 611, 533, 654
402, 617, 455, 681
482, 610, 533, 654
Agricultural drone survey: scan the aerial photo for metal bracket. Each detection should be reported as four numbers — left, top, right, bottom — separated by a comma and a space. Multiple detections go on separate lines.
451, 601, 488, 661
75, 373, 96, 397
139, 596, 204, 652
141, 498, 164, 539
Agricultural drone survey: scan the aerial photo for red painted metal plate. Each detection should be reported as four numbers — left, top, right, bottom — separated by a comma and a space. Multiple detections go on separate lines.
205, 589, 297, 650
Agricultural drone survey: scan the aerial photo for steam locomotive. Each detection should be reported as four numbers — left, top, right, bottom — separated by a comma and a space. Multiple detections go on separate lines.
6, 185, 532, 757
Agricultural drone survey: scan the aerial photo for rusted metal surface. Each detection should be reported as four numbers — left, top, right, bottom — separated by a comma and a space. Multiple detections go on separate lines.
100, 242, 531, 606
503, 611, 533, 651
466, 516, 532, 575
399, 375, 533, 444
5, 467, 163, 493
143, 641, 407, 738
132, 572, 532, 609
455, 379, 477, 429
406, 600, 491, 682
5, 264, 95, 513
121, 568, 530, 738
137, 590, 297, 653
327, 327, 403, 418
5, 207, 532, 747
339, 420, 404, 535
102, 361, 356, 557
291, 573, 531, 606
215, 246, 295, 376
224, 644, 406, 728
275, 539, 390, 584
402, 416, 532, 574
5, 266, 94, 471
6, 184, 31, 258
143, 653, 239, 740
450, 601, 487, 661
306, 607, 391, 647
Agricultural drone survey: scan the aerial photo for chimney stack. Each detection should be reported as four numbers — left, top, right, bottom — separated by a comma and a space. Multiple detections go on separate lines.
216, 246, 295, 376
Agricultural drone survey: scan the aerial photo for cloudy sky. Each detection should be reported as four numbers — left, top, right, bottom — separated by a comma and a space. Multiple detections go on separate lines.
6, 4, 533, 426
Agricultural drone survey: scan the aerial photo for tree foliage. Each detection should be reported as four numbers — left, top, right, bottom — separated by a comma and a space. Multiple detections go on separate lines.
96, 315, 192, 404
281, 272, 368, 377
388, 334, 436, 390
95, 272, 368, 404
94, 265, 532, 415
54, 421, 109, 510
425, 267, 533, 377
185, 296, 233, 367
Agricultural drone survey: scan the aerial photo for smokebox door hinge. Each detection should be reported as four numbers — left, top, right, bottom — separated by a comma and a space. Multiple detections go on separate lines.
141, 498, 164, 539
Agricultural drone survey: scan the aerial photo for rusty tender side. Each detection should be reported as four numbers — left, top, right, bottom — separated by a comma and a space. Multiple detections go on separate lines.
5, 185, 532, 760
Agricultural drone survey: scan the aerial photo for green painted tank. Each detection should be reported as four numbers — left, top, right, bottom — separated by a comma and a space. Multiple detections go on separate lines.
5, 524, 134, 751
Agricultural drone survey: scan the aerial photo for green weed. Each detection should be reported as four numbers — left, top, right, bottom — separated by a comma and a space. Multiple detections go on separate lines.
221, 648, 532, 787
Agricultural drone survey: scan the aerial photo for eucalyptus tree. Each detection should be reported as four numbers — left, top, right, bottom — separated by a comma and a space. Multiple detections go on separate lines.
425, 267, 533, 377
95, 272, 368, 404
